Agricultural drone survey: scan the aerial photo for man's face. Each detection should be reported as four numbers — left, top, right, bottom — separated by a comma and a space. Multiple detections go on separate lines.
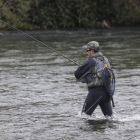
87, 48, 94, 57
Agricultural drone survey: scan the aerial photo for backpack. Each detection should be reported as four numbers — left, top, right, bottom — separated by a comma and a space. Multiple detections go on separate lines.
103, 67, 115, 107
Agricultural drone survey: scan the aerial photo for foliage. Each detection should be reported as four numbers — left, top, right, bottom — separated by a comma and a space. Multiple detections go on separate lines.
0, 0, 32, 29
0, 0, 140, 30
113, 0, 140, 25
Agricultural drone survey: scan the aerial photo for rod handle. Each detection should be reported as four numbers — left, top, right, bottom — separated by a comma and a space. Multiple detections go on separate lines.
111, 96, 115, 107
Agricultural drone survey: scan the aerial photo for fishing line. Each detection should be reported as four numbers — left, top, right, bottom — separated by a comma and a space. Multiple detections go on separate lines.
61, 96, 102, 140
85, 96, 102, 114
0, 19, 80, 66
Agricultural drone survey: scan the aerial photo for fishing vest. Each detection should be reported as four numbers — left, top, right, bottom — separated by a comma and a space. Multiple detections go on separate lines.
79, 52, 111, 88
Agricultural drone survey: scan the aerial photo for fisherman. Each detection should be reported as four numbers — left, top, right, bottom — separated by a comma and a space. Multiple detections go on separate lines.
75, 41, 113, 117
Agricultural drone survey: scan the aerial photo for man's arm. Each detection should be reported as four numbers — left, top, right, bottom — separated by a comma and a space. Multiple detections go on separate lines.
75, 58, 96, 79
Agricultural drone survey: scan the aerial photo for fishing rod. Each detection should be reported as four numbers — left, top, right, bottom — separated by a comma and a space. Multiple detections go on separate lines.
0, 19, 80, 66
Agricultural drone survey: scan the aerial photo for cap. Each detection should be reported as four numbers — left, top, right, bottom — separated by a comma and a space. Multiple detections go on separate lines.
83, 41, 100, 51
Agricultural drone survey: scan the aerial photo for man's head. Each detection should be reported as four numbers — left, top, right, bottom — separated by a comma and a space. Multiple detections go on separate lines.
83, 41, 100, 57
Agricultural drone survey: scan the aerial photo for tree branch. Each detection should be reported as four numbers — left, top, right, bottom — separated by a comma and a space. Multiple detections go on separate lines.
3, 0, 14, 7
57, 0, 79, 20
130, 0, 140, 12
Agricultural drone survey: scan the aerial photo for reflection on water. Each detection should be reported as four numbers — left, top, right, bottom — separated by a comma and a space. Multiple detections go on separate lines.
0, 27, 140, 140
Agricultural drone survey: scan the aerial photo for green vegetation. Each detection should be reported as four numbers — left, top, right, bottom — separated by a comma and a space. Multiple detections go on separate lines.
0, 0, 140, 30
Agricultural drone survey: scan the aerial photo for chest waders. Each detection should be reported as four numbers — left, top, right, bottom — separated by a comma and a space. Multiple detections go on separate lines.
79, 55, 115, 107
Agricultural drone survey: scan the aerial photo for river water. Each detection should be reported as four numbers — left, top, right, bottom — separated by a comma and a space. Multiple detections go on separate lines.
0, 27, 140, 140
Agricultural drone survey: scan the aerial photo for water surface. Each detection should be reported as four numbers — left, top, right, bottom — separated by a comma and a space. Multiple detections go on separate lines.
0, 27, 140, 140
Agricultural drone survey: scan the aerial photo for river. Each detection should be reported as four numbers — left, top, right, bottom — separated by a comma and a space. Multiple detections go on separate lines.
0, 27, 140, 140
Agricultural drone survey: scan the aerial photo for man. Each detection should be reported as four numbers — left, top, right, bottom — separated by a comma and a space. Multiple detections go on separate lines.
75, 41, 113, 117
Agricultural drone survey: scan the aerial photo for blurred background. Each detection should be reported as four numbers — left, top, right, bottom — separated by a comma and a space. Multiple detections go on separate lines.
0, 0, 140, 30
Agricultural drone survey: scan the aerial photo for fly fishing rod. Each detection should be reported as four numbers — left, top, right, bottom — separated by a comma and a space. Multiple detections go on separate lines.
0, 19, 80, 66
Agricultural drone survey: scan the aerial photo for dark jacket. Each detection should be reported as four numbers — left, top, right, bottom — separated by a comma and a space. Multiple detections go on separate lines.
75, 58, 96, 79
75, 52, 104, 79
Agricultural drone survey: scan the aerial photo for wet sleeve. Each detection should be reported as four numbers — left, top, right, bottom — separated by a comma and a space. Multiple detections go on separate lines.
74, 58, 96, 79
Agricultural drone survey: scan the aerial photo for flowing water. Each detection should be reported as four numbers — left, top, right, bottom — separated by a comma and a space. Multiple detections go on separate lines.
0, 27, 140, 140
